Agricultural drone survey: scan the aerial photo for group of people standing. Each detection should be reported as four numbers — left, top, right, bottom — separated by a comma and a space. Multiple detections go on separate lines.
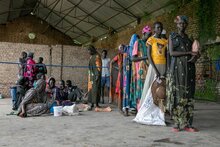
12, 15, 200, 132
87, 15, 200, 132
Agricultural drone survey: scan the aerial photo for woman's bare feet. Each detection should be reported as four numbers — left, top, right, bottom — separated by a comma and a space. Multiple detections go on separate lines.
18, 112, 26, 118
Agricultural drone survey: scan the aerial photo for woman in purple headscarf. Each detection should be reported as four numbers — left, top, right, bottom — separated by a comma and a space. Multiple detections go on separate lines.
130, 26, 152, 110
133, 22, 168, 126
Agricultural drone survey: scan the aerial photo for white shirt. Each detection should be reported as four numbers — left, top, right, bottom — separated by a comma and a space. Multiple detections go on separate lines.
102, 58, 110, 77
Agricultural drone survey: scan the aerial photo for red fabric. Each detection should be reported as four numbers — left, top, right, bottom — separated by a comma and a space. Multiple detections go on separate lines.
24, 58, 36, 78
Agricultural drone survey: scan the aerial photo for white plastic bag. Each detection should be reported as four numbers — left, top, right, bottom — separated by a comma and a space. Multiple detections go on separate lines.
133, 85, 166, 126
62, 104, 79, 116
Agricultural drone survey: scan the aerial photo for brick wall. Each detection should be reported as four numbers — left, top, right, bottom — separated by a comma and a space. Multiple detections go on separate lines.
62, 45, 90, 91
0, 42, 90, 97
0, 15, 73, 45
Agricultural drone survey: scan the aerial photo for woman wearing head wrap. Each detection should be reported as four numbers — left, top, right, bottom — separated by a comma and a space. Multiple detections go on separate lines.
133, 22, 168, 125
129, 26, 152, 109
139, 22, 168, 106
24, 52, 36, 88
126, 34, 139, 111
87, 45, 102, 109
110, 44, 126, 110
167, 15, 199, 132
17, 78, 51, 117
46, 77, 63, 105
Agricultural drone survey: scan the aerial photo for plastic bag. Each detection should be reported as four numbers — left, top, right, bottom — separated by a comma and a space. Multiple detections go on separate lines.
62, 104, 79, 116
133, 85, 166, 126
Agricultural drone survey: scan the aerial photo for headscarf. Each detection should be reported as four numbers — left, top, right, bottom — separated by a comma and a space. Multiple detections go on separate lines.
129, 34, 139, 56
174, 15, 188, 24
118, 44, 125, 53
142, 25, 151, 34
35, 79, 46, 93
87, 45, 97, 54
18, 79, 46, 110
27, 52, 34, 58
47, 77, 55, 84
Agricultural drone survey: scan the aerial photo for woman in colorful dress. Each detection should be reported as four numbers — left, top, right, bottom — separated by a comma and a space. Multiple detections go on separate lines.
122, 44, 130, 113
17, 79, 51, 117
133, 22, 168, 125
24, 52, 36, 88
110, 45, 124, 110
128, 34, 139, 109
130, 26, 152, 110
139, 22, 168, 106
167, 16, 199, 132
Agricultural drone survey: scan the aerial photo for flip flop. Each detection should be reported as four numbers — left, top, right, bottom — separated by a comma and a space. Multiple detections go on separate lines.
172, 127, 181, 132
184, 127, 199, 132
6, 111, 17, 115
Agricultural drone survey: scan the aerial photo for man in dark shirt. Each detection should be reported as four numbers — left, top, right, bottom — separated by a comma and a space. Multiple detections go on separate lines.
18, 52, 27, 78
36, 57, 47, 78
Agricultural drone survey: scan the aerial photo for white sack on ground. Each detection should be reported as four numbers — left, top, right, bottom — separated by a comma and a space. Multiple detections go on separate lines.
133, 85, 165, 126
62, 104, 79, 116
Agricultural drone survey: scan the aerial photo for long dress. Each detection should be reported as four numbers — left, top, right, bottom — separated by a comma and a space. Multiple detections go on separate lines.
88, 53, 102, 104
112, 53, 123, 109
131, 39, 148, 108
140, 36, 168, 106
24, 57, 36, 88
166, 32, 195, 128
129, 34, 139, 108
122, 45, 131, 109
133, 36, 168, 125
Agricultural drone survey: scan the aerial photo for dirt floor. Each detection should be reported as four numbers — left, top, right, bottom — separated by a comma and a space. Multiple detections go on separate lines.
0, 98, 220, 147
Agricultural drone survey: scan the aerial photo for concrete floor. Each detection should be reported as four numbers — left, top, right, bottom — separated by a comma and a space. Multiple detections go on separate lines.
0, 98, 220, 147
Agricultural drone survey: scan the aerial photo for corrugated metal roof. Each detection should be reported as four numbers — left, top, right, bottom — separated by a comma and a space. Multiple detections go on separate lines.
0, 0, 176, 44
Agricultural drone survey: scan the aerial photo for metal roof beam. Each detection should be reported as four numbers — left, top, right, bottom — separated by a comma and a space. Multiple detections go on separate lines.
106, 6, 137, 18
39, 2, 91, 38
89, 0, 137, 19
35, 0, 59, 12
112, 0, 139, 19
43, 0, 60, 21
82, 0, 177, 44
55, 25, 88, 38
0, 7, 41, 16
7, 0, 12, 20
65, 0, 113, 33
73, 0, 141, 40
51, 10, 106, 29
59, 0, 63, 14
32, 0, 41, 15
59, 5, 75, 13
54, 0, 83, 28
91, 0, 138, 19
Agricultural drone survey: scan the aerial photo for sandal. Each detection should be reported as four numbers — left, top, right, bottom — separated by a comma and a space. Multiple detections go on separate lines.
172, 127, 181, 132
184, 127, 199, 132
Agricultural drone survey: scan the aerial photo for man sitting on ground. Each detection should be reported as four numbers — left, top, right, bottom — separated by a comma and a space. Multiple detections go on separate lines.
66, 80, 84, 102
